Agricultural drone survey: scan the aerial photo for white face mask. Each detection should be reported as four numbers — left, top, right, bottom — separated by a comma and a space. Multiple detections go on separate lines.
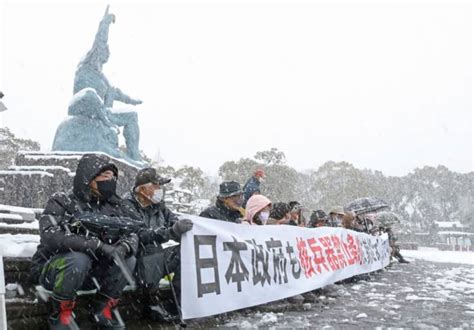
330, 215, 339, 225
150, 189, 163, 204
258, 177, 265, 183
259, 211, 270, 224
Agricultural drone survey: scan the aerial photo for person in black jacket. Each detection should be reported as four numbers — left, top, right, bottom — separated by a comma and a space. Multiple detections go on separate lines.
308, 209, 328, 227
199, 181, 245, 223
121, 167, 193, 321
31, 154, 139, 330
289, 201, 307, 226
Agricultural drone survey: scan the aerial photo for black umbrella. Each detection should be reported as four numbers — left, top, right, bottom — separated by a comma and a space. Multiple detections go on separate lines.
344, 197, 389, 215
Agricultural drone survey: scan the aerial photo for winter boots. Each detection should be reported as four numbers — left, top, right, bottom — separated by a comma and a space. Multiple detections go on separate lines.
48, 298, 77, 330
146, 303, 180, 322
394, 251, 410, 263
90, 295, 125, 329
143, 293, 180, 323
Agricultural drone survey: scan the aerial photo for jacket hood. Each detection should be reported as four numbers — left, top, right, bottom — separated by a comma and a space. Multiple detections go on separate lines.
73, 153, 118, 202
245, 194, 272, 223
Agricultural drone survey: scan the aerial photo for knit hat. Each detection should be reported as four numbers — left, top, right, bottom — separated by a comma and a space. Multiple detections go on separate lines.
218, 181, 243, 198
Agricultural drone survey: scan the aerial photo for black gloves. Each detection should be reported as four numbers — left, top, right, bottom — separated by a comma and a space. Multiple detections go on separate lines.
98, 233, 139, 260
172, 219, 193, 237
67, 236, 101, 253
99, 242, 128, 260
120, 233, 139, 256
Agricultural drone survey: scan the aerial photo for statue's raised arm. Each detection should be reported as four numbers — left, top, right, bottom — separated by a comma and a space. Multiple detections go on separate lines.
73, 5, 116, 96
93, 5, 115, 49
74, 5, 142, 107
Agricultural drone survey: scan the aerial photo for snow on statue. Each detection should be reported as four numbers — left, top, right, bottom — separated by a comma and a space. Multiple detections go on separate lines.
52, 5, 143, 165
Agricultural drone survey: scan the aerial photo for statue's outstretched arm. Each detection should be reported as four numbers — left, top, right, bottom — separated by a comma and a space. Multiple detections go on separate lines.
110, 87, 143, 106
92, 5, 115, 49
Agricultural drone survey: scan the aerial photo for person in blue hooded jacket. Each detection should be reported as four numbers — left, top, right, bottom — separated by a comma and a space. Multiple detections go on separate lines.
242, 169, 265, 207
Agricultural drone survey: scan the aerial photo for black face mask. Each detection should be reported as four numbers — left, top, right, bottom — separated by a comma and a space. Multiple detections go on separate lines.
96, 179, 117, 200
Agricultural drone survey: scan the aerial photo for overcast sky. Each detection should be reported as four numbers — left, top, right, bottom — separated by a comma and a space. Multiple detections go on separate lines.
0, 0, 472, 177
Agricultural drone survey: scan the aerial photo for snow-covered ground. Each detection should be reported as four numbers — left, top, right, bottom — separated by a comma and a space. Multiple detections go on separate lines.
212, 260, 474, 329
0, 234, 39, 257
196, 248, 474, 329
402, 246, 474, 265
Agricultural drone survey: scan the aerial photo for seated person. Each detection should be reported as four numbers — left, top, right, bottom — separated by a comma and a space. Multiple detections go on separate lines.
31, 154, 139, 329
122, 167, 193, 321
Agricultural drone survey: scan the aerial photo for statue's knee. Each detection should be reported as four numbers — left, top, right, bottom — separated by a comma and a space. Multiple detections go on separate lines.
130, 111, 138, 123
68, 252, 93, 273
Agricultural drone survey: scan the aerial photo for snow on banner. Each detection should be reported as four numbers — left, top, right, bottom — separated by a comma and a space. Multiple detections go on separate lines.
180, 216, 390, 319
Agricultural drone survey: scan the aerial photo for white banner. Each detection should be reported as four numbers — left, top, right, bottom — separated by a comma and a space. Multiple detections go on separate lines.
181, 216, 390, 319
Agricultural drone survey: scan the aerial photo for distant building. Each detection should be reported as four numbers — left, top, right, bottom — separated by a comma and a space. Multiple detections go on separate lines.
435, 221, 473, 251
435, 221, 467, 230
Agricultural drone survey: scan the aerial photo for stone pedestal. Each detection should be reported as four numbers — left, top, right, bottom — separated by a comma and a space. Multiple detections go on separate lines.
0, 151, 141, 208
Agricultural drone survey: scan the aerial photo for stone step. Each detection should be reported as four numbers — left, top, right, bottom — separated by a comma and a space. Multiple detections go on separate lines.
0, 226, 39, 235
4, 257, 32, 273
0, 204, 39, 222
4, 292, 188, 330
15, 151, 83, 172
0, 172, 58, 209
0, 213, 26, 224
8, 165, 74, 183
4, 257, 31, 270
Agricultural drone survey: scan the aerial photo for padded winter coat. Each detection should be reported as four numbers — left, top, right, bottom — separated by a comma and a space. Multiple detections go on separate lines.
30, 154, 139, 280
199, 199, 242, 223
121, 191, 179, 247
